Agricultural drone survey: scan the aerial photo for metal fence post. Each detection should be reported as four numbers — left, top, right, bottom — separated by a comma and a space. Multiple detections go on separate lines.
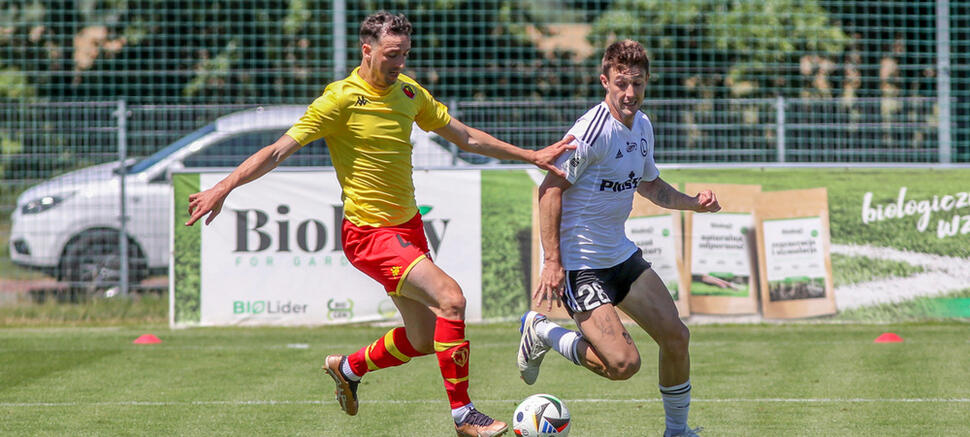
936, 0, 952, 164
333, 0, 347, 81
116, 100, 129, 296
776, 96, 786, 163
450, 99, 460, 165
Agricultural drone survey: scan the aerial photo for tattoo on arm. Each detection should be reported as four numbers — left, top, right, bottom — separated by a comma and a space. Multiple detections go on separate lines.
642, 178, 693, 210
654, 183, 672, 206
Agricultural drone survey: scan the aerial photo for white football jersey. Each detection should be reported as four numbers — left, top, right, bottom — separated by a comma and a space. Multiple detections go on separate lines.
554, 101, 660, 270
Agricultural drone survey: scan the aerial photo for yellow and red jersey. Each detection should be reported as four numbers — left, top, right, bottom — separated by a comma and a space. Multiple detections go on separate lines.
285, 67, 451, 227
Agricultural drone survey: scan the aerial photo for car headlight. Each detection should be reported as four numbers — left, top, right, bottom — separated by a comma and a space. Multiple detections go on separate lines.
21, 192, 75, 215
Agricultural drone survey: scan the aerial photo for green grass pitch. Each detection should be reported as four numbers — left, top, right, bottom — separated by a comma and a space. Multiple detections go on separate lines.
2, 322, 968, 436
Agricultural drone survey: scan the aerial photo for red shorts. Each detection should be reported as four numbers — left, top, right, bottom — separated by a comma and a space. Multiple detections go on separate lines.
342, 213, 431, 294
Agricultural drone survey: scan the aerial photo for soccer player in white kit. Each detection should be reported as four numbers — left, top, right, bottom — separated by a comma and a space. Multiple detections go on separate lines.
517, 40, 720, 437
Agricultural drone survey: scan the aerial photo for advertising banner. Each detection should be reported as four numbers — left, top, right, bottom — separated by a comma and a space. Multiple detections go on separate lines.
685, 183, 761, 315
756, 188, 837, 318
669, 168, 970, 321
173, 167, 970, 325
171, 170, 481, 327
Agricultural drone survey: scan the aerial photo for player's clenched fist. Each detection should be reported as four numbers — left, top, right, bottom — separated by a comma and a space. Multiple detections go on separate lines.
694, 190, 720, 213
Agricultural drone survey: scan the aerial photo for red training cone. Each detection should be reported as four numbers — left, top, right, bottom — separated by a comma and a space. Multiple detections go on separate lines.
133, 334, 162, 344
874, 332, 903, 343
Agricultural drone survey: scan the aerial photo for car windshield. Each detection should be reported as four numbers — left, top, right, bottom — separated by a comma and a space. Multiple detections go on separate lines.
127, 124, 217, 174
181, 129, 330, 168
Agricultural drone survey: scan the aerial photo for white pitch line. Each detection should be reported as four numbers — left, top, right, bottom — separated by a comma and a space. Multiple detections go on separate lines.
2, 338, 970, 354
3, 398, 968, 408
370, 398, 970, 404
0, 400, 325, 407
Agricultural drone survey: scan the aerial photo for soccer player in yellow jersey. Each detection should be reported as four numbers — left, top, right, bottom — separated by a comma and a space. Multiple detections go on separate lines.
184, 11, 573, 437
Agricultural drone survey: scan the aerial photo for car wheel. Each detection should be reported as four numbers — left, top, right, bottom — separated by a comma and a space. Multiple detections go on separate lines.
59, 229, 149, 291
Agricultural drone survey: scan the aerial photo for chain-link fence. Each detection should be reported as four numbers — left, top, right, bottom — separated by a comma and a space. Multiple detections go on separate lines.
0, 96, 951, 294
455, 96, 943, 163
2, 1, 966, 158
1, 1, 968, 292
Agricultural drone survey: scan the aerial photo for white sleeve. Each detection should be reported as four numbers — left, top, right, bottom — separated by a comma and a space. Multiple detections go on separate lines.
555, 115, 607, 183
641, 118, 660, 182
555, 139, 594, 184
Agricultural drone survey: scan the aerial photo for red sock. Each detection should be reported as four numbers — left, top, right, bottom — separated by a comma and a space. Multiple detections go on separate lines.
346, 327, 427, 377
434, 317, 472, 409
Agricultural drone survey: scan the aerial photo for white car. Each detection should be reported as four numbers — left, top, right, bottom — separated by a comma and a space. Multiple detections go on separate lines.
9, 105, 464, 287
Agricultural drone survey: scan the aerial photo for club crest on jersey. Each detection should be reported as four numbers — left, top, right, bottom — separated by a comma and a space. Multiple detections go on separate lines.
626, 141, 637, 153
402, 84, 415, 99
599, 171, 641, 192
640, 138, 649, 156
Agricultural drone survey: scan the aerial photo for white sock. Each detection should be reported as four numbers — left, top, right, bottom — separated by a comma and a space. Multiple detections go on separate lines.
660, 380, 691, 437
340, 358, 361, 382
536, 319, 582, 365
452, 402, 475, 423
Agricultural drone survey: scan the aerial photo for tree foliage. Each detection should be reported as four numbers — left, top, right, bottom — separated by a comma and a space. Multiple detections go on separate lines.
589, 0, 849, 99
0, 0, 331, 104
350, 0, 550, 100
0, 0, 559, 103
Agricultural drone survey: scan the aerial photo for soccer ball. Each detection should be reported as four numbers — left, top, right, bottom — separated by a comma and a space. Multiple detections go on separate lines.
512, 393, 571, 436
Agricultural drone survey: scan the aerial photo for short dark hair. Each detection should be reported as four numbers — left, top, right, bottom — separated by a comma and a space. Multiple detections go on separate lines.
601, 40, 650, 78
359, 11, 412, 45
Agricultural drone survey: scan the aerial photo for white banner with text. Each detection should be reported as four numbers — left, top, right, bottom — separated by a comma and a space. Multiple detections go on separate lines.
172, 170, 481, 327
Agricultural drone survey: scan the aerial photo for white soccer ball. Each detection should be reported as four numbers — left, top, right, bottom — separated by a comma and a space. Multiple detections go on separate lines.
512, 393, 571, 437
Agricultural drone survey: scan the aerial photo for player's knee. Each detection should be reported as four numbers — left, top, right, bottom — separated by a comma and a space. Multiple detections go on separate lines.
606, 355, 641, 381
660, 321, 690, 358
436, 282, 466, 319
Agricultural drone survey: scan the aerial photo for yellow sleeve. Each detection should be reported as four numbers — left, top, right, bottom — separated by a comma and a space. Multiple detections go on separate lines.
285, 87, 344, 145
414, 85, 451, 132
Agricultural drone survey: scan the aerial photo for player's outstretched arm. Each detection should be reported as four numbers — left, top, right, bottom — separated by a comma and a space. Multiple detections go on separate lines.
185, 135, 303, 226
433, 118, 575, 177
534, 172, 572, 311
636, 177, 721, 213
